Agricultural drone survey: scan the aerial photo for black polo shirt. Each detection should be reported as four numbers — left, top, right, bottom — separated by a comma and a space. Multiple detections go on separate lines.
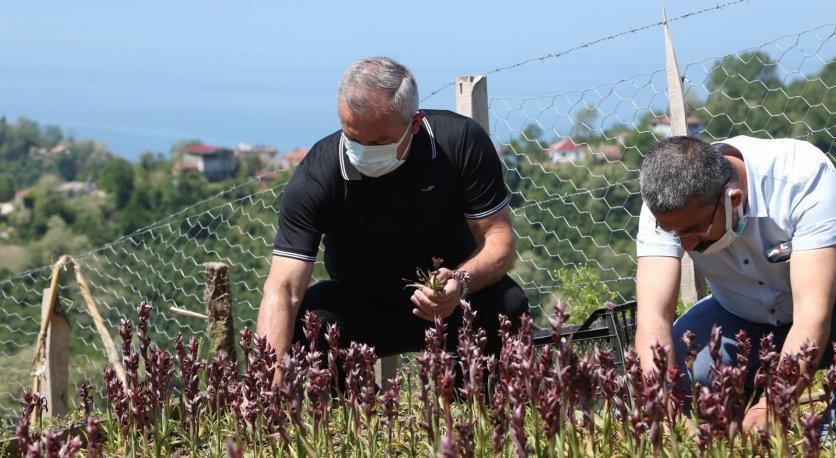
273, 109, 509, 288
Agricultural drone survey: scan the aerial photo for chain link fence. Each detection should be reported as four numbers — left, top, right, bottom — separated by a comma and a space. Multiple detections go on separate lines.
0, 20, 833, 422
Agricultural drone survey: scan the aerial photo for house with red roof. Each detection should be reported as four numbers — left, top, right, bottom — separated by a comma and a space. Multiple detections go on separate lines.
181, 144, 237, 182
545, 138, 586, 164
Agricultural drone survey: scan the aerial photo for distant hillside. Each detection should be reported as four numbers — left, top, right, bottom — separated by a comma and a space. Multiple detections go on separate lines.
0, 116, 290, 279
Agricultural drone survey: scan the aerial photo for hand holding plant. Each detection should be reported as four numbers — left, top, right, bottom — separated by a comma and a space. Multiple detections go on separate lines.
403, 257, 449, 293
405, 258, 468, 321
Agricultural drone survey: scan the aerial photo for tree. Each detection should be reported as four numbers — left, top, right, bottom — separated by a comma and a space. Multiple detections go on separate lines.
71, 139, 112, 180
18, 174, 67, 240
98, 157, 135, 209
0, 176, 14, 202
162, 170, 207, 211
570, 105, 599, 142
117, 186, 154, 235
782, 62, 836, 154
42, 125, 63, 149
614, 111, 659, 171
57, 150, 78, 181
698, 51, 785, 141
25, 215, 92, 268
237, 155, 264, 180
0, 117, 40, 163
138, 151, 168, 173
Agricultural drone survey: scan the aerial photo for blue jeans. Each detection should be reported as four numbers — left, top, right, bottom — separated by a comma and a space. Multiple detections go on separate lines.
673, 295, 836, 419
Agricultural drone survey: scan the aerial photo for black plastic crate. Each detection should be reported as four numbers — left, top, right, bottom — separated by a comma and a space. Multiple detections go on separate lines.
533, 300, 637, 371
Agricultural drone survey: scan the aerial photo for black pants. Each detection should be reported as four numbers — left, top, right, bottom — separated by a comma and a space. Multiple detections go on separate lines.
292, 275, 529, 357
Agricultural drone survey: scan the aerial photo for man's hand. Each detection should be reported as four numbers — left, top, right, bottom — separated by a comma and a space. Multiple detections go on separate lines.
742, 401, 769, 432
410, 267, 461, 321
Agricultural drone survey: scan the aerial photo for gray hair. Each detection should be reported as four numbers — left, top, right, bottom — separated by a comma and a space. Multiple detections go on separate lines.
337, 56, 419, 125
640, 136, 736, 212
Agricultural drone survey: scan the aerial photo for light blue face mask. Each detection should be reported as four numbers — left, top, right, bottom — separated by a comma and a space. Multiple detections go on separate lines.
342, 123, 412, 178
698, 189, 747, 255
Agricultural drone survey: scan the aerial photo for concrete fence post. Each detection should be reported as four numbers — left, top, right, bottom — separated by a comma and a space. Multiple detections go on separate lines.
664, 14, 707, 306
680, 255, 707, 306
455, 76, 489, 134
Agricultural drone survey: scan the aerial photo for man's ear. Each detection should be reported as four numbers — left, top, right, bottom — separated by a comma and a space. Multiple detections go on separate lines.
729, 187, 744, 208
410, 112, 425, 134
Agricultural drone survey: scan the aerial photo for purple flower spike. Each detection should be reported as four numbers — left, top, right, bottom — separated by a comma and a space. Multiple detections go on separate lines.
85, 416, 102, 458
681, 330, 697, 365
734, 330, 751, 368
303, 310, 324, 353
60, 436, 83, 458
800, 412, 822, 458
437, 435, 457, 458
225, 437, 244, 458
41, 429, 61, 458
324, 323, 342, 397
79, 381, 93, 418
454, 417, 475, 457
136, 301, 152, 363
239, 326, 253, 371
16, 389, 37, 457
708, 325, 723, 368
118, 319, 133, 358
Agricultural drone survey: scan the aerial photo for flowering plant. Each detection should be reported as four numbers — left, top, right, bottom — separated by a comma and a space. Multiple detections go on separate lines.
403, 257, 448, 292
9, 300, 836, 458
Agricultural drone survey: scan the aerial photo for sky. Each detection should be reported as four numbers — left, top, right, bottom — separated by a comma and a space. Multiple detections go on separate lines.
1, 0, 832, 161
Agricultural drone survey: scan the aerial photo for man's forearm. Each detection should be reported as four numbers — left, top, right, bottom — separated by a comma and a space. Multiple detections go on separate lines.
256, 293, 298, 361
460, 207, 515, 293
457, 235, 513, 293
783, 246, 836, 378
635, 256, 681, 373
745, 320, 831, 411
780, 321, 831, 372
256, 257, 314, 365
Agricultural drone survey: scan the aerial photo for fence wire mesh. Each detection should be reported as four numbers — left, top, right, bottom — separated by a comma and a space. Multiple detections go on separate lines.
0, 23, 833, 422
493, 23, 835, 318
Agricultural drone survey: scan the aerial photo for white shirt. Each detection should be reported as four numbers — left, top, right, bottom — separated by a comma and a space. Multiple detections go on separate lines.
637, 136, 836, 325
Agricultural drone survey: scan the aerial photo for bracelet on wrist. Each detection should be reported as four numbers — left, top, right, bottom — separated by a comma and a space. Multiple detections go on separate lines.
452, 270, 471, 300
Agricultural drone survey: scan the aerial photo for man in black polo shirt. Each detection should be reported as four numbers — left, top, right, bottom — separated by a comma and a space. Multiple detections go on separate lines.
256, 56, 528, 370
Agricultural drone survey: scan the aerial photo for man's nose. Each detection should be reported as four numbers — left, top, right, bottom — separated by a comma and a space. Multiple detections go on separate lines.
679, 237, 700, 252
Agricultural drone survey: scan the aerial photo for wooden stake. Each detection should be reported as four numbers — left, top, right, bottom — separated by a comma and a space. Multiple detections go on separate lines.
204, 262, 236, 359
43, 297, 69, 417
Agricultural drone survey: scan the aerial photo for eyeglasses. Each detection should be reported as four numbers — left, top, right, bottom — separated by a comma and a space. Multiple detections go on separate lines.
655, 179, 730, 240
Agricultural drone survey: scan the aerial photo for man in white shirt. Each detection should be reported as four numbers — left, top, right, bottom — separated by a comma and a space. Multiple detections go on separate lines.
634, 135, 836, 430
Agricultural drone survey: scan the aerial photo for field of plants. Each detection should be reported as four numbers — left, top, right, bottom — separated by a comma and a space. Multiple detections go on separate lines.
3, 300, 835, 457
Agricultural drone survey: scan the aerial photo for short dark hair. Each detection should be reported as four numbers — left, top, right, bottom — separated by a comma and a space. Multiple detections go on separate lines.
640, 136, 736, 212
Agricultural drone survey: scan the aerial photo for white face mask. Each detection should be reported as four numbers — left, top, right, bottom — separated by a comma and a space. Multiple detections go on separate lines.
342, 123, 413, 178
697, 189, 747, 255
